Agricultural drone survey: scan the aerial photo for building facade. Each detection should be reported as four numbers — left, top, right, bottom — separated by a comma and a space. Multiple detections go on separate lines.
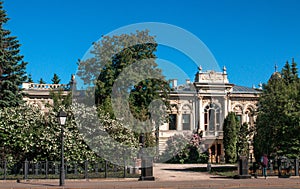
22, 75, 75, 112
22, 69, 261, 163
159, 67, 261, 163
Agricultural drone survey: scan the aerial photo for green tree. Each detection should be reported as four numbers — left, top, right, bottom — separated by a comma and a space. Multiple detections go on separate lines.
27, 74, 33, 83
38, 78, 46, 84
51, 73, 60, 84
48, 89, 72, 112
223, 112, 239, 163
77, 30, 171, 147
282, 61, 293, 84
160, 133, 207, 164
0, 1, 27, 108
291, 58, 298, 82
254, 59, 300, 159
0, 104, 98, 162
237, 122, 250, 157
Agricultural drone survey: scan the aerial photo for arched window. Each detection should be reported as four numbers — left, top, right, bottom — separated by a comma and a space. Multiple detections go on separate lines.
233, 104, 243, 125
204, 103, 221, 134
245, 107, 255, 126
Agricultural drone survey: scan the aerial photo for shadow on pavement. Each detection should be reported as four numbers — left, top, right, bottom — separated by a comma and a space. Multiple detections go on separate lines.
18, 181, 58, 187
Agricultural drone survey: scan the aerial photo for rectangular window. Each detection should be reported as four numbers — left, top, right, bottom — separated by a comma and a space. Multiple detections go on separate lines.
209, 109, 215, 131
204, 111, 208, 131
182, 114, 190, 130
216, 111, 220, 130
237, 115, 242, 125
169, 114, 177, 130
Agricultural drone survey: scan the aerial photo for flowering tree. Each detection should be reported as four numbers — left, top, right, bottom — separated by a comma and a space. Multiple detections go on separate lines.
160, 132, 208, 163
72, 102, 139, 166
0, 104, 98, 163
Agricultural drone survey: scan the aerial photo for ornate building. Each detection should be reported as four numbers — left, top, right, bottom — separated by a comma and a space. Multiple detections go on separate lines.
159, 67, 261, 163
22, 69, 261, 163
22, 75, 75, 112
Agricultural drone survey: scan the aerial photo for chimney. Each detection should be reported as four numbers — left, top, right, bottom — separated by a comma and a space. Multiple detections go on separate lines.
170, 79, 177, 88
186, 79, 190, 84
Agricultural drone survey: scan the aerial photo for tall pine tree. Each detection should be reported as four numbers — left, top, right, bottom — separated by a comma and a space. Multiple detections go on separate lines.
0, 1, 27, 108
27, 74, 33, 83
38, 78, 45, 84
51, 73, 60, 84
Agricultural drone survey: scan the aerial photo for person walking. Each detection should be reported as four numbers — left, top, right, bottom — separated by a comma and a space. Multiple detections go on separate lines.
261, 154, 268, 179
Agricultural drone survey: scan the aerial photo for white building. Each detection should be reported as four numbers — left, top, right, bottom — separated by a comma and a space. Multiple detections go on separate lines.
22, 69, 261, 163
159, 67, 261, 162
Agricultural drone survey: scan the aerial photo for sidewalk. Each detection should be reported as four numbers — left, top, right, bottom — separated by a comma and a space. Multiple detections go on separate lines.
153, 163, 212, 181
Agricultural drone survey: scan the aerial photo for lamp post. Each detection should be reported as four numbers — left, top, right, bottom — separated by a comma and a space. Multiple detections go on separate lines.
57, 110, 67, 186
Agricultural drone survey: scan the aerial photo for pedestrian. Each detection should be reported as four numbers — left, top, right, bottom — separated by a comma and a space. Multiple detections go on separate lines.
261, 154, 268, 179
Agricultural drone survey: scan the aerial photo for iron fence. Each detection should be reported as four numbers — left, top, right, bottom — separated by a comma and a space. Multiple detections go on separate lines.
0, 159, 140, 180
250, 157, 300, 177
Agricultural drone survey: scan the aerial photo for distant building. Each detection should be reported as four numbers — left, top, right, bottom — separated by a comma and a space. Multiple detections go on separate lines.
22, 75, 75, 112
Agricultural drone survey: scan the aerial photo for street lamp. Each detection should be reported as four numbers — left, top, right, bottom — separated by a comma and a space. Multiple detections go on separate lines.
57, 110, 67, 186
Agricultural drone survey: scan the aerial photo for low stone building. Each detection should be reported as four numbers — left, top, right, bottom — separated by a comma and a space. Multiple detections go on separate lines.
22, 75, 75, 112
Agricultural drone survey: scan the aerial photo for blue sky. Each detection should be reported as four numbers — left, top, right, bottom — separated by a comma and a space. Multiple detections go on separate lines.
5, 0, 300, 87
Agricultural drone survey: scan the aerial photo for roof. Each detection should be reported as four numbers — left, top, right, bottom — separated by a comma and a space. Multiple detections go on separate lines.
232, 85, 261, 94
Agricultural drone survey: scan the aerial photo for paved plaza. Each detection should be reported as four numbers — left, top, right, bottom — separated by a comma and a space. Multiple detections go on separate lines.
0, 163, 299, 189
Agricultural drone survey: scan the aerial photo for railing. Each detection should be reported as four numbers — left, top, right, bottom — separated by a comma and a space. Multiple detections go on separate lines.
0, 160, 140, 180
203, 131, 223, 137
22, 83, 70, 91
250, 157, 300, 177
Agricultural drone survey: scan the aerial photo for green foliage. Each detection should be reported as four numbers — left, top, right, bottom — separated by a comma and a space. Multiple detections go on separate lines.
237, 123, 250, 157
254, 60, 300, 160
223, 112, 239, 163
161, 133, 208, 163
0, 2, 27, 108
0, 104, 98, 163
77, 30, 171, 147
38, 78, 46, 84
72, 102, 139, 165
27, 74, 33, 83
51, 73, 61, 84
48, 89, 72, 112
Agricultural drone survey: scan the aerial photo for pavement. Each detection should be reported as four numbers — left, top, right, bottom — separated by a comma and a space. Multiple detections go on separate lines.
0, 163, 300, 189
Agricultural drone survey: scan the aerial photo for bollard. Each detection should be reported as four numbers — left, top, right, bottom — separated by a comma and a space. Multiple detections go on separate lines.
207, 162, 211, 172
236, 156, 251, 179
139, 155, 155, 181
